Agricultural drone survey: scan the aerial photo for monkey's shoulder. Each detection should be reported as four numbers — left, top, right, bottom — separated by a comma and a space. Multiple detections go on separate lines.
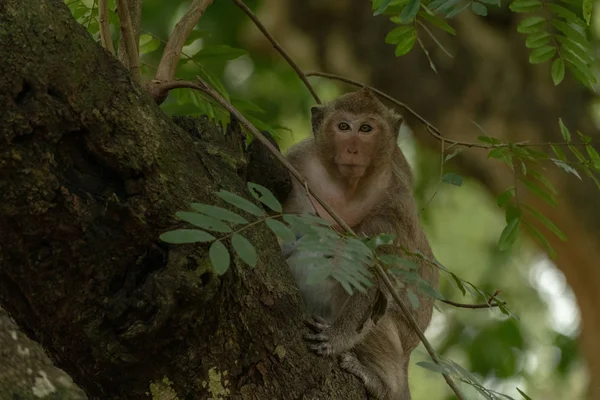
285, 137, 316, 167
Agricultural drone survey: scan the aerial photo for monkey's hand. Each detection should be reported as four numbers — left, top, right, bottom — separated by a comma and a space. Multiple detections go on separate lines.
304, 316, 345, 356
303, 289, 377, 356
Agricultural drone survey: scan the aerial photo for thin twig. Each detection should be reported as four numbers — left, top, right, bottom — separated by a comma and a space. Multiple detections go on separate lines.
416, 20, 453, 59
441, 299, 504, 309
116, 0, 140, 82
99, 0, 115, 55
231, 0, 321, 104
155, 77, 465, 400
117, 0, 142, 67
155, 0, 214, 83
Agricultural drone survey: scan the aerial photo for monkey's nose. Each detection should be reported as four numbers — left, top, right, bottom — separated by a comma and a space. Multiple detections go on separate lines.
346, 149, 358, 155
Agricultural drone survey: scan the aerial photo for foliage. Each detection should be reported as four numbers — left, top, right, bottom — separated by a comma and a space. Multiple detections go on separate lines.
373, 0, 596, 88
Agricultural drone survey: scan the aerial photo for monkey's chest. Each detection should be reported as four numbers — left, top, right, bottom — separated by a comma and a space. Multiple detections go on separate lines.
309, 192, 375, 229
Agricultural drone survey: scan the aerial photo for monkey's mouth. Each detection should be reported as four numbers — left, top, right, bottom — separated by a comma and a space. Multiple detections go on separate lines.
337, 164, 367, 178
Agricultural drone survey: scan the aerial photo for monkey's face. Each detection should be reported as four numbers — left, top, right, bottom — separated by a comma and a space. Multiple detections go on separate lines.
325, 113, 390, 179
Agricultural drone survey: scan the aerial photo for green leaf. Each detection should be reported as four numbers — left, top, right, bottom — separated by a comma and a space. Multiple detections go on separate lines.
564, 54, 597, 88
176, 211, 232, 233
505, 204, 522, 222
209, 240, 231, 275
160, 229, 216, 244
193, 45, 247, 62
569, 144, 587, 162
216, 190, 265, 217
429, 0, 460, 12
247, 182, 282, 213
520, 179, 557, 207
445, 2, 470, 18
385, 25, 414, 44
407, 289, 420, 309
191, 203, 248, 225
496, 188, 515, 208
374, 0, 393, 15
547, 4, 586, 26
524, 205, 567, 241
450, 273, 467, 296
418, 10, 456, 35
529, 169, 557, 194
477, 135, 502, 144
517, 16, 545, 33
416, 361, 450, 374
444, 147, 465, 162
552, 20, 589, 48
442, 172, 463, 186
582, 0, 593, 25
380, 254, 419, 270
394, 28, 417, 56
231, 233, 258, 267
509, 0, 541, 13
418, 280, 445, 300
517, 388, 534, 400
184, 29, 211, 46
585, 144, 600, 169
498, 215, 521, 251
556, 36, 592, 65
559, 118, 572, 142
551, 58, 566, 85
306, 264, 332, 284
529, 46, 556, 64
524, 221, 556, 258
526, 32, 551, 48
551, 145, 567, 161
138, 34, 160, 55
265, 219, 296, 243
400, 0, 421, 22
552, 159, 582, 179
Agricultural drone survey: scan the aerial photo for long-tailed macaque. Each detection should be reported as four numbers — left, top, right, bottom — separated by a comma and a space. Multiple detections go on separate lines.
282, 88, 439, 400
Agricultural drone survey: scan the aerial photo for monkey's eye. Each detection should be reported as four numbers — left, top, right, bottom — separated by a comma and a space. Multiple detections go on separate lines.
359, 124, 373, 133
338, 122, 350, 131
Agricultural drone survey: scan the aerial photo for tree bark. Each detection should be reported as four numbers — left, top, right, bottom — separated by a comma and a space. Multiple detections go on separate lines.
263, 1, 600, 397
0, 0, 365, 398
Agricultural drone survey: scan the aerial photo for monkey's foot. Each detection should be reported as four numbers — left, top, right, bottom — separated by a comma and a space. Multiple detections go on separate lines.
339, 352, 387, 400
303, 316, 340, 356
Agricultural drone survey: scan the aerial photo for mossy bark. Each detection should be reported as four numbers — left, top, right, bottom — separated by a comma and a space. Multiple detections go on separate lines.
0, 1, 364, 399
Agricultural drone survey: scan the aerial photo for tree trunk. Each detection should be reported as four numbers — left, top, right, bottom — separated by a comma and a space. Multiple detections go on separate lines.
0, 0, 366, 398
262, 1, 600, 397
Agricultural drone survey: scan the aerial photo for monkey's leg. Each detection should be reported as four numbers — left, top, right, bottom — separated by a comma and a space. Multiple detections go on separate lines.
339, 352, 389, 400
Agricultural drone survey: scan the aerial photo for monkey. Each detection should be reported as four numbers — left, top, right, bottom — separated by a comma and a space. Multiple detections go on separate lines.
282, 88, 439, 400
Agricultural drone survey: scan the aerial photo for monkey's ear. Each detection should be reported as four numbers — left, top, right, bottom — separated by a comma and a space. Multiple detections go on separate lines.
391, 113, 404, 137
310, 105, 325, 136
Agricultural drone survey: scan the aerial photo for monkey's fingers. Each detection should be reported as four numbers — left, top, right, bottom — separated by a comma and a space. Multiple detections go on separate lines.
304, 317, 330, 332
307, 342, 333, 356
303, 332, 329, 342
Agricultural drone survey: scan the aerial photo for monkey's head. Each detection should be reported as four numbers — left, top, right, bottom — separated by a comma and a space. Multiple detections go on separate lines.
311, 88, 403, 179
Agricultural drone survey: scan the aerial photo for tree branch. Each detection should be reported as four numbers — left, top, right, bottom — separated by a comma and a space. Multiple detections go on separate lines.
155, 0, 213, 83
441, 299, 504, 309
116, 0, 140, 82
149, 77, 465, 400
231, 0, 321, 104
98, 0, 115, 55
